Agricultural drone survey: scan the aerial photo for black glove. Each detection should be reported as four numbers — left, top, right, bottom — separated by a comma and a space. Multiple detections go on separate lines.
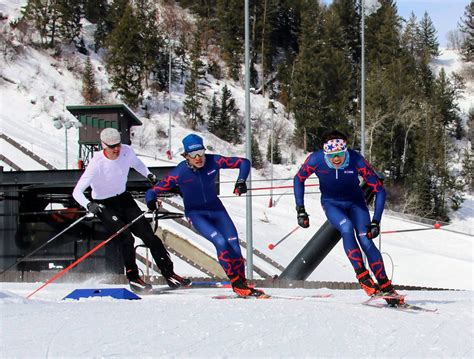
296, 205, 310, 228
233, 179, 247, 196
147, 173, 157, 185
87, 201, 104, 215
147, 200, 158, 211
366, 219, 380, 239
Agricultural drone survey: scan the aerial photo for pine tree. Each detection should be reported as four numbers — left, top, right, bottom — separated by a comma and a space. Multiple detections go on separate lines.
207, 92, 219, 132
365, 0, 401, 67
134, 0, 164, 89
105, 4, 145, 107
251, 135, 264, 169
21, 0, 51, 46
183, 28, 206, 129
82, 56, 101, 104
331, 0, 361, 65
21, 0, 82, 47
291, 1, 325, 150
94, 0, 127, 51
417, 12, 439, 61
459, 2, 474, 62
292, 2, 352, 150
216, 0, 244, 80
55, 0, 82, 45
401, 12, 420, 58
83, 0, 107, 23
266, 134, 282, 165
209, 85, 240, 143
434, 68, 464, 139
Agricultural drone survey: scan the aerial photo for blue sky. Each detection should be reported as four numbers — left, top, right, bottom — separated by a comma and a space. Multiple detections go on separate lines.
321, 0, 468, 46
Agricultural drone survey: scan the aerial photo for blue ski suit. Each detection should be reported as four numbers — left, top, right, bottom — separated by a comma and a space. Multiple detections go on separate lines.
294, 149, 389, 281
146, 154, 250, 279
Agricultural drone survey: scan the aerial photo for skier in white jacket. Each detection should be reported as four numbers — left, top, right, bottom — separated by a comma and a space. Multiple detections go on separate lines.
73, 128, 190, 293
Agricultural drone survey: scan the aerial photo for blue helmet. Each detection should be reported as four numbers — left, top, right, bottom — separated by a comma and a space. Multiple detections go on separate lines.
182, 134, 205, 153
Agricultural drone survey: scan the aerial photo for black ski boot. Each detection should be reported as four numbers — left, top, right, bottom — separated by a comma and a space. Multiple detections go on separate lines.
355, 268, 379, 297
230, 276, 266, 298
378, 278, 404, 306
163, 272, 192, 288
127, 270, 152, 294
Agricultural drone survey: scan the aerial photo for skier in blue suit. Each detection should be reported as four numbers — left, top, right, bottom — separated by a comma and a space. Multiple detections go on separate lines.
146, 134, 265, 298
293, 130, 402, 305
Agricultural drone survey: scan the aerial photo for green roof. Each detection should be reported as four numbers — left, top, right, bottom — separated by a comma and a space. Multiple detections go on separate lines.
66, 104, 142, 126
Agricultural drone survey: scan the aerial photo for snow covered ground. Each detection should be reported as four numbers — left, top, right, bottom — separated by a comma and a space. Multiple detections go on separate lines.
1, 282, 472, 358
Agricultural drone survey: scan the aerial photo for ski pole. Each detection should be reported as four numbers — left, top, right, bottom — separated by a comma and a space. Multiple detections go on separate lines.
360, 223, 441, 237
381, 223, 441, 234
0, 214, 89, 275
268, 226, 301, 250
26, 211, 148, 299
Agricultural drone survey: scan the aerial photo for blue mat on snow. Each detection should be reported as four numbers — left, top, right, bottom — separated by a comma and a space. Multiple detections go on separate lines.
63, 288, 141, 300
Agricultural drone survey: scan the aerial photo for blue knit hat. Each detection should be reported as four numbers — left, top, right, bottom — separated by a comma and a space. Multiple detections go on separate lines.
182, 134, 205, 153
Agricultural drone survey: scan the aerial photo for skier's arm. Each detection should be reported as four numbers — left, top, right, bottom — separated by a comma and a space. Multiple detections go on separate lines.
293, 154, 317, 207
356, 156, 386, 222
72, 162, 98, 209
214, 155, 251, 180
145, 169, 179, 206
130, 148, 151, 178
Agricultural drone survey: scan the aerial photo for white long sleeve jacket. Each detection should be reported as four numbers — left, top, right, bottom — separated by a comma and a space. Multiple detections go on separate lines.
73, 145, 150, 208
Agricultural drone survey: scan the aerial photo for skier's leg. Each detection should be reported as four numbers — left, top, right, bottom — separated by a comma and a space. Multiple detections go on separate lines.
188, 213, 239, 278
323, 199, 378, 296
323, 200, 364, 270
95, 205, 138, 278
350, 202, 389, 282
350, 203, 402, 304
211, 209, 245, 279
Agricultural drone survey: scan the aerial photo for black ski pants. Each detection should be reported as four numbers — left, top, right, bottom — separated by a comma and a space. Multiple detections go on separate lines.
96, 192, 173, 279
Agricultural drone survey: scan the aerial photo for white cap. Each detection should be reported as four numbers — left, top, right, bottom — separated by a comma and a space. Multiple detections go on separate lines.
100, 128, 121, 145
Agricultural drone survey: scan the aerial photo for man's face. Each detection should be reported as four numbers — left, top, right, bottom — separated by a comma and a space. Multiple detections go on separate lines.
104, 142, 121, 160
326, 150, 346, 168
185, 149, 205, 168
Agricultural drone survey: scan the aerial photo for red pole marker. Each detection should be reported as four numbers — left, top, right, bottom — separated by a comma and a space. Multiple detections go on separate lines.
268, 226, 300, 250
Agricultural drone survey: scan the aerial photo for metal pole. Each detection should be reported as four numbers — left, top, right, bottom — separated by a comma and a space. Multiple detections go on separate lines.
361, 0, 366, 156
361, 0, 368, 267
168, 45, 172, 157
270, 100, 274, 207
244, 0, 253, 279
65, 126, 68, 169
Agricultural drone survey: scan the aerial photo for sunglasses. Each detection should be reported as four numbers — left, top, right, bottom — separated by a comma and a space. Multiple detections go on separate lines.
105, 142, 121, 149
187, 149, 205, 158
325, 150, 346, 159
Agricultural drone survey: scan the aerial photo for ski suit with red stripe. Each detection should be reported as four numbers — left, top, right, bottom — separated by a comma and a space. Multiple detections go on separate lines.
294, 149, 389, 281
146, 154, 250, 279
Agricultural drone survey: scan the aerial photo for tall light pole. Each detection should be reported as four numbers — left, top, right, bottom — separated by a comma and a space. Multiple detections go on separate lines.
361, 0, 366, 156
360, 0, 380, 155
269, 99, 274, 208
53, 117, 81, 169
244, 0, 254, 279
168, 44, 173, 160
